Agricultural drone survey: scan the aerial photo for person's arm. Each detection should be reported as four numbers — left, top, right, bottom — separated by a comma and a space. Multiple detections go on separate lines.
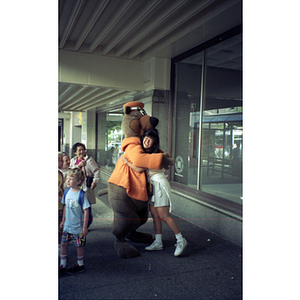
58, 191, 63, 203
126, 143, 163, 169
77, 160, 86, 168
58, 171, 64, 202
82, 209, 89, 237
121, 155, 146, 173
60, 205, 65, 229
86, 157, 100, 189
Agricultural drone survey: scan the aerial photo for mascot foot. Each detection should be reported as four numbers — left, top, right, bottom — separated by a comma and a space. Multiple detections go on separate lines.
127, 231, 153, 244
97, 188, 108, 197
114, 241, 139, 258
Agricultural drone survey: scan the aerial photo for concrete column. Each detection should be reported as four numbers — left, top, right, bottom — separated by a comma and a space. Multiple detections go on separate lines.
151, 90, 170, 154
144, 57, 171, 91
58, 112, 71, 156
70, 111, 83, 156
96, 112, 107, 165
85, 110, 96, 159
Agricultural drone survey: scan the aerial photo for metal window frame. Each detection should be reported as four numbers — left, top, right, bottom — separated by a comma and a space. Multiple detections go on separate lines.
170, 25, 242, 217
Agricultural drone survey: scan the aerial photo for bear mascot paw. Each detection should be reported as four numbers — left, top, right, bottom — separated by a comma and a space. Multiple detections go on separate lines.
126, 230, 153, 244
114, 240, 140, 258
161, 153, 174, 170
97, 188, 108, 197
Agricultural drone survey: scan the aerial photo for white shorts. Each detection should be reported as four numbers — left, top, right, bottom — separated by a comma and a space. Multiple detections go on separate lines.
149, 192, 170, 207
148, 173, 172, 211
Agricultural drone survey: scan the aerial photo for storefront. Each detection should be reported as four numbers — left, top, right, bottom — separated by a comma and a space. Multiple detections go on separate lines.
90, 26, 242, 246
170, 26, 242, 205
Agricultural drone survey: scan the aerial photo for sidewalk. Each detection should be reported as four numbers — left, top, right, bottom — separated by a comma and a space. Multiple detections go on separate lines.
59, 182, 242, 300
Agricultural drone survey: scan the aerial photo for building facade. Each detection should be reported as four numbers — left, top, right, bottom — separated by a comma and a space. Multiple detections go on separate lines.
59, 0, 242, 245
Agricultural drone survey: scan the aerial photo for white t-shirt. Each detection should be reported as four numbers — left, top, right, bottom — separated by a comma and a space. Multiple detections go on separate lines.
62, 189, 90, 234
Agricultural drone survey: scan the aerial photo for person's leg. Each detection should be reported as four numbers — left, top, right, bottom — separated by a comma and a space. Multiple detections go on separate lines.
60, 231, 69, 270
76, 246, 84, 266
60, 242, 68, 255
60, 242, 68, 267
145, 205, 163, 251
156, 206, 188, 256
58, 210, 63, 255
156, 206, 180, 235
67, 235, 86, 274
149, 204, 162, 235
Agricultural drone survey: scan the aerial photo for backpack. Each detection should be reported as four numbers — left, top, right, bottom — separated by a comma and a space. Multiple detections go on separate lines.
62, 187, 93, 228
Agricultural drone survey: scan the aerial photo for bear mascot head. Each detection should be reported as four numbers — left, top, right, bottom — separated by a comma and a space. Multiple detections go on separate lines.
121, 101, 158, 137
106, 101, 174, 258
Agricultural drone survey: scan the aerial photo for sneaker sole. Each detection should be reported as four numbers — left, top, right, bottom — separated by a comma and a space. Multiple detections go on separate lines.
67, 268, 85, 275
145, 247, 163, 251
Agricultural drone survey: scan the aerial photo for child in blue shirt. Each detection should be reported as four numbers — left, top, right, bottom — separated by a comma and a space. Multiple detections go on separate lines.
59, 168, 90, 276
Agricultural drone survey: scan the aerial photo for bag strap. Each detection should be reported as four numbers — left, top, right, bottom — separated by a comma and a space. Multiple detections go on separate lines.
82, 156, 91, 177
63, 187, 85, 207
78, 189, 92, 228
78, 189, 85, 207
62, 187, 70, 203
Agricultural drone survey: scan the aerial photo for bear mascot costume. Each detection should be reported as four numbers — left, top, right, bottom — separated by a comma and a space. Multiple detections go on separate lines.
107, 101, 174, 258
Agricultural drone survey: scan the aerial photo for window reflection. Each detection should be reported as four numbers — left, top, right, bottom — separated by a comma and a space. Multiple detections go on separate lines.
173, 60, 202, 189
96, 112, 124, 171
173, 33, 242, 205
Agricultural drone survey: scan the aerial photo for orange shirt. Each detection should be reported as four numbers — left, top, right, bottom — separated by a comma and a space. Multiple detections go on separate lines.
108, 137, 163, 201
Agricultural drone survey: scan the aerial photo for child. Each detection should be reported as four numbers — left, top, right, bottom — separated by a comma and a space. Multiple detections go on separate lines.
59, 168, 90, 276
70, 142, 100, 206
58, 152, 64, 256
61, 152, 71, 173
61, 152, 71, 189
121, 129, 188, 257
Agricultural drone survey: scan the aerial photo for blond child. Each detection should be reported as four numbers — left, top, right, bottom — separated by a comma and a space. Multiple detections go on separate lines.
59, 168, 90, 276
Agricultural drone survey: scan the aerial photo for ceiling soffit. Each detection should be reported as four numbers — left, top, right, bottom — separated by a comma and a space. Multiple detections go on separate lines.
59, 0, 242, 112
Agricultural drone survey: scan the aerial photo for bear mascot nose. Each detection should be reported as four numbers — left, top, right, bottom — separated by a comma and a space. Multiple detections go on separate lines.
150, 116, 159, 128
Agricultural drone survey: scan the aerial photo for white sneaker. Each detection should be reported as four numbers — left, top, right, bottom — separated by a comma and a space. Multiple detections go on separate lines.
145, 240, 163, 251
174, 238, 188, 256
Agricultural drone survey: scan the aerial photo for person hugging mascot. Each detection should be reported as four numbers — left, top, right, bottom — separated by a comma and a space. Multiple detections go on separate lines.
107, 101, 174, 258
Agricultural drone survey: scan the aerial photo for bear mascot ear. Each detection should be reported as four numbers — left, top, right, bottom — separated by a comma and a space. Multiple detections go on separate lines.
139, 115, 159, 135
124, 106, 132, 115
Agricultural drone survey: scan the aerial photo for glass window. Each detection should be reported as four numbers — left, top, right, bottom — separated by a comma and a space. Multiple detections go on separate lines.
172, 55, 202, 189
96, 112, 124, 171
172, 33, 242, 205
